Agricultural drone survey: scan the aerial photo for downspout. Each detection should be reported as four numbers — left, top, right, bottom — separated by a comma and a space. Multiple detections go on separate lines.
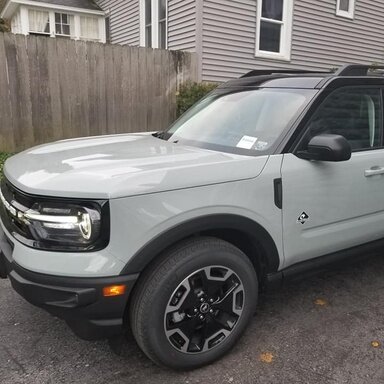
195, 0, 203, 82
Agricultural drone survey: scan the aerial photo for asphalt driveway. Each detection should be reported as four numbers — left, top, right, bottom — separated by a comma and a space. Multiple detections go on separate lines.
1, 253, 383, 384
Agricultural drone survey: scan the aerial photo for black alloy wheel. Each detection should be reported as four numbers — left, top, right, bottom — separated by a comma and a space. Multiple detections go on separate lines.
164, 265, 245, 354
129, 237, 258, 370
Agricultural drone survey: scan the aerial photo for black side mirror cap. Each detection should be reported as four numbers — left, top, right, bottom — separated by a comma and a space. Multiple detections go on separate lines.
297, 134, 352, 162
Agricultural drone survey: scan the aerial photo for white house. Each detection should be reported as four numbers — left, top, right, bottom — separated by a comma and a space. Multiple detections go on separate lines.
0, 0, 106, 43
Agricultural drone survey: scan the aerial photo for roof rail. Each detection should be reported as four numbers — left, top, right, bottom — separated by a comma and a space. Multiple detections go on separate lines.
240, 69, 332, 78
334, 64, 384, 76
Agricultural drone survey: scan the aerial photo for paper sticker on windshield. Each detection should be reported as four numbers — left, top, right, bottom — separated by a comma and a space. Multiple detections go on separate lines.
237, 136, 257, 149
255, 140, 268, 151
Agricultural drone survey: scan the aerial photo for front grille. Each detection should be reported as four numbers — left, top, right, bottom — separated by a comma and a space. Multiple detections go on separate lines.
0, 178, 35, 245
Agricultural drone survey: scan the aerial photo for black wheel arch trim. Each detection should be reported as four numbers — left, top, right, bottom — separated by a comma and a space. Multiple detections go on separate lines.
120, 214, 281, 276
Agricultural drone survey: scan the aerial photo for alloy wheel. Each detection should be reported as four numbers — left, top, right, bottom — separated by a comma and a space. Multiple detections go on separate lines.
164, 265, 245, 354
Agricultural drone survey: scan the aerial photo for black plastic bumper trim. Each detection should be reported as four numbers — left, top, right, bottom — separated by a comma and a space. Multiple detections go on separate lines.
0, 226, 138, 340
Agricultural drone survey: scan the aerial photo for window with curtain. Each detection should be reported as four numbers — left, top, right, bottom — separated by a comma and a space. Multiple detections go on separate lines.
28, 10, 50, 35
256, 0, 293, 60
55, 13, 74, 37
26, 8, 103, 42
80, 16, 100, 41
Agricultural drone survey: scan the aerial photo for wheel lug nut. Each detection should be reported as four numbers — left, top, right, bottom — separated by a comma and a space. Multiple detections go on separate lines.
200, 298, 204, 302
199, 315, 204, 320
209, 298, 214, 303
209, 309, 214, 314
194, 308, 198, 313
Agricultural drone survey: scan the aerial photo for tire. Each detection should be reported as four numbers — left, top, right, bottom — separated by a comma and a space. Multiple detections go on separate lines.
129, 237, 258, 370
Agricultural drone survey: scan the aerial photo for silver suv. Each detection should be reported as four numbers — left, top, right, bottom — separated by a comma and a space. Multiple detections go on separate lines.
0, 64, 382, 370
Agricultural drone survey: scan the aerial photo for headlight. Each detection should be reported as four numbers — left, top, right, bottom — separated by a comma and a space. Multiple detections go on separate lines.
0, 180, 110, 252
22, 203, 102, 247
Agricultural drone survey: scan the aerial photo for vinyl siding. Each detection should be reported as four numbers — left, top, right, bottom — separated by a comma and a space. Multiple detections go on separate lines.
201, 0, 384, 82
168, 0, 196, 51
96, 0, 196, 50
96, 0, 139, 45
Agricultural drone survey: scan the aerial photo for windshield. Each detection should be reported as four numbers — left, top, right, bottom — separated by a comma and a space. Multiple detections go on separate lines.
162, 88, 317, 155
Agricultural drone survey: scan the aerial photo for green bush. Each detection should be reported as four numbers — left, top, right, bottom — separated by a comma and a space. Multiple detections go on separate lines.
0, 153, 11, 177
0, 19, 10, 33
176, 81, 218, 117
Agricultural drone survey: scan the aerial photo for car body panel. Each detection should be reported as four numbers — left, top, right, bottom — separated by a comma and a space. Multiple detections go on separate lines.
0, 155, 284, 277
0, 219, 126, 277
281, 151, 384, 267
4, 132, 268, 199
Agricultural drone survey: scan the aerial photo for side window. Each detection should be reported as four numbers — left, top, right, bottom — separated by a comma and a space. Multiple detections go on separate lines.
302, 88, 382, 151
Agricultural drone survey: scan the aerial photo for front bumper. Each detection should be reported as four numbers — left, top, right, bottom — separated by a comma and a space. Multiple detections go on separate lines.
0, 228, 138, 340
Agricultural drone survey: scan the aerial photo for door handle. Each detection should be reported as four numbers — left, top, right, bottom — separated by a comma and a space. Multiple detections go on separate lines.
365, 166, 384, 177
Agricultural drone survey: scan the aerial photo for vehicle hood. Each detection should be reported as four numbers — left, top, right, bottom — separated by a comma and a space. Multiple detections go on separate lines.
4, 133, 268, 199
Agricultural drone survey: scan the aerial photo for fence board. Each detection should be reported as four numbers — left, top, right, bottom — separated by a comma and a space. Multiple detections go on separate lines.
0, 33, 197, 152
0, 34, 14, 152
46, 37, 63, 141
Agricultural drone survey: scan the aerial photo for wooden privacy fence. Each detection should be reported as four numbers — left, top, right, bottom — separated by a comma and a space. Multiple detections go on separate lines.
0, 33, 198, 153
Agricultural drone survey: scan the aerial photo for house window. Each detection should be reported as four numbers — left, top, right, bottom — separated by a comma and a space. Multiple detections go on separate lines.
28, 9, 50, 35
105, 16, 111, 43
158, 0, 166, 49
55, 13, 73, 37
145, 0, 152, 47
336, 0, 355, 19
140, 0, 167, 49
256, 0, 293, 61
80, 16, 100, 41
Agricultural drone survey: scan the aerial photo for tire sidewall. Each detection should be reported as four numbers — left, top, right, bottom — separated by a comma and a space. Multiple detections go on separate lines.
142, 241, 258, 370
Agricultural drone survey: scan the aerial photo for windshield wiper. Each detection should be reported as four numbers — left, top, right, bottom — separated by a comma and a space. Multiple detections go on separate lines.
153, 131, 167, 140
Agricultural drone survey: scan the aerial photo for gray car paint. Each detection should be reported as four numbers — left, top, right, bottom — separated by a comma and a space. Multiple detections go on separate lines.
4, 132, 268, 199
1, 133, 283, 277
281, 150, 384, 267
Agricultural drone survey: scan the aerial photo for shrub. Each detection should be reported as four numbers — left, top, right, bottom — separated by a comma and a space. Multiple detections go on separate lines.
176, 81, 218, 117
0, 153, 11, 177
0, 19, 10, 33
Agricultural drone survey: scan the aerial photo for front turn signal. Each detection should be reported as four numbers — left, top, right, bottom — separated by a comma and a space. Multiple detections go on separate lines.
103, 285, 126, 297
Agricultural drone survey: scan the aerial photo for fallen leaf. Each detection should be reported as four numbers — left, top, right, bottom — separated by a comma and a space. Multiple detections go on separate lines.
371, 341, 381, 348
314, 298, 328, 306
260, 352, 274, 363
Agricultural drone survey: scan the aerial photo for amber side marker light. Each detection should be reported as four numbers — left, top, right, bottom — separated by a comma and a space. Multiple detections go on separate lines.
103, 285, 126, 297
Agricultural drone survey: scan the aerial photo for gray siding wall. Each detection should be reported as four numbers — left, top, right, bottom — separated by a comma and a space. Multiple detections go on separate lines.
96, 0, 140, 45
168, 0, 196, 51
201, 0, 384, 82
96, 0, 197, 51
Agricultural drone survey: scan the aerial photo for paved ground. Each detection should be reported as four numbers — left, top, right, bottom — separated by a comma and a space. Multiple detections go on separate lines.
1, 254, 384, 384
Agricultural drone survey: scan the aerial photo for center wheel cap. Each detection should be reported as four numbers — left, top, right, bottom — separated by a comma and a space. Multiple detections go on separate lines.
199, 302, 210, 314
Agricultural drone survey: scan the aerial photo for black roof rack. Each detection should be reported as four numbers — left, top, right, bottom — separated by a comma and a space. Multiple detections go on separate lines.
240, 69, 332, 78
240, 64, 384, 79
334, 64, 384, 76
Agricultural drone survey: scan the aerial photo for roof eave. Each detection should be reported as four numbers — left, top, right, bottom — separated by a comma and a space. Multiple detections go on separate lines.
1, 0, 17, 19
1, 0, 104, 18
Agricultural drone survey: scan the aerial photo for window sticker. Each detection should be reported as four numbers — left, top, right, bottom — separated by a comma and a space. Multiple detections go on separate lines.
236, 136, 258, 149
255, 140, 268, 150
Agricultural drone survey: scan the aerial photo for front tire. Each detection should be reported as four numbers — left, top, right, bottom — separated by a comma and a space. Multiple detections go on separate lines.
129, 237, 258, 370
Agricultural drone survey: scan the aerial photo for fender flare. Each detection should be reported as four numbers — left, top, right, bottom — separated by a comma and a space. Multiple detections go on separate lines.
120, 214, 281, 275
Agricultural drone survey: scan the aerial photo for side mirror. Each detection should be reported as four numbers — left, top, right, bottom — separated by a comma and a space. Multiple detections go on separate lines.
297, 134, 352, 162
